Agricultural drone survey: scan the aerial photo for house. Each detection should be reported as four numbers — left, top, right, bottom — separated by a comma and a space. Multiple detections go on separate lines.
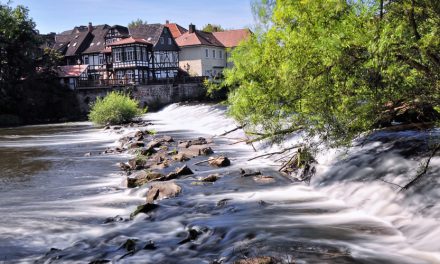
107, 37, 153, 85
173, 24, 250, 77
57, 65, 89, 89
129, 24, 180, 79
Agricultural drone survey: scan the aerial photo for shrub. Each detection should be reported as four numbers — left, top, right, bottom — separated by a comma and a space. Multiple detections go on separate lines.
88, 91, 146, 125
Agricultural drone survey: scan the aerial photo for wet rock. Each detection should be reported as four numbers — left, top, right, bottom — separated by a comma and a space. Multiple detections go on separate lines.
89, 260, 111, 264
234, 256, 278, 264
208, 156, 231, 167
143, 240, 157, 250
112, 126, 122, 130
178, 137, 208, 148
127, 171, 165, 188
146, 139, 162, 149
129, 141, 145, 149
178, 228, 201, 244
173, 153, 191, 162
253, 176, 275, 184
84, 152, 92, 157
119, 162, 131, 171
201, 174, 219, 182
158, 135, 174, 143
217, 198, 232, 207
104, 126, 111, 130
165, 164, 194, 180
128, 157, 147, 170
146, 182, 182, 203
242, 171, 262, 177
121, 239, 136, 252
376, 101, 440, 128
140, 146, 157, 156
130, 203, 159, 219
104, 215, 126, 223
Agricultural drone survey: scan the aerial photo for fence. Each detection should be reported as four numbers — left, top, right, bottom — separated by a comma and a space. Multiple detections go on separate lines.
77, 76, 207, 88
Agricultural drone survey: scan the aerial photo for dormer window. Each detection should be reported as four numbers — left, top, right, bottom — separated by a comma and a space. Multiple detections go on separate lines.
73, 42, 77, 47
90, 43, 95, 46
97, 42, 101, 45
168, 38, 172, 45
160, 37, 164, 44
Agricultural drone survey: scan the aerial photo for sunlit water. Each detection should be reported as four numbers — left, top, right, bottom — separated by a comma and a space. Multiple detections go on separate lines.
0, 104, 438, 263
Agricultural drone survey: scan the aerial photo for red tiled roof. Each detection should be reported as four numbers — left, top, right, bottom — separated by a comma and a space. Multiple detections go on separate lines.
57, 65, 88, 78
108, 37, 152, 46
213, 29, 251, 48
165, 23, 188, 39
175, 30, 223, 47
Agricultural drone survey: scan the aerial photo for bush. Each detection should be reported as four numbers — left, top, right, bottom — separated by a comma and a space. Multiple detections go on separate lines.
88, 91, 146, 125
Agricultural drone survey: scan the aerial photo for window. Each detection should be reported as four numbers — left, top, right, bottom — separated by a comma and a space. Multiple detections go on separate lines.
219, 50, 223, 59
168, 38, 172, 45
98, 54, 104, 65
116, 71, 124, 80
126, 47, 134, 61
205, 49, 209, 58
136, 47, 142, 61
142, 47, 147, 61
160, 37, 164, 44
84, 56, 89, 64
126, 70, 134, 81
212, 50, 216, 58
114, 49, 122, 62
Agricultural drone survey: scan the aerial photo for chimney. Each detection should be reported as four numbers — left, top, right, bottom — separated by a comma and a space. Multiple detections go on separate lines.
189, 24, 196, 34
88, 22, 93, 32
166, 20, 170, 24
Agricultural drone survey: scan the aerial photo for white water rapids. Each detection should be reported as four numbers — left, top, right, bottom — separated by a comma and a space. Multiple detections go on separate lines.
0, 103, 439, 263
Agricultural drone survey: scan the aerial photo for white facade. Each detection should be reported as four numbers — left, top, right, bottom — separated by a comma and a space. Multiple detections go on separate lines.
179, 45, 226, 77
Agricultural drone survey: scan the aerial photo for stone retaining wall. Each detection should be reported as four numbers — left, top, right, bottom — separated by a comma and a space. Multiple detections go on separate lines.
75, 83, 206, 113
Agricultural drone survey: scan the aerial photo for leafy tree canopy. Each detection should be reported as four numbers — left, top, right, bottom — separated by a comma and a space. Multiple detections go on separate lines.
202, 24, 224, 32
128, 18, 148, 28
215, 0, 440, 145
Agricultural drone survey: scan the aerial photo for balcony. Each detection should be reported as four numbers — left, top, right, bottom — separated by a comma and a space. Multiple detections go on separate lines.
75, 76, 207, 89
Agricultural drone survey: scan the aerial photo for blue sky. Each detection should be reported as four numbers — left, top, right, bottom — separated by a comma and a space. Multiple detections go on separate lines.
10, 0, 255, 34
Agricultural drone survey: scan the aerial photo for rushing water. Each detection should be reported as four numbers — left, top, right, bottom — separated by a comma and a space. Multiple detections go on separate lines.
0, 104, 439, 264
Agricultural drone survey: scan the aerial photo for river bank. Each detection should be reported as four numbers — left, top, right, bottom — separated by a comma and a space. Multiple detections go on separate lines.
1, 104, 439, 263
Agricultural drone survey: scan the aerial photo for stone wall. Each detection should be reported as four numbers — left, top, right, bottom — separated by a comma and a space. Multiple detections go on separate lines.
75, 83, 206, 114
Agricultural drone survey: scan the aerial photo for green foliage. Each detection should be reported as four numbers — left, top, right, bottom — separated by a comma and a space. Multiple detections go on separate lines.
0, 2, 80, 126
202, 24, 224, 32
216, 0, 440, 145
88, 92, 146, 125
128, 18, 148, 28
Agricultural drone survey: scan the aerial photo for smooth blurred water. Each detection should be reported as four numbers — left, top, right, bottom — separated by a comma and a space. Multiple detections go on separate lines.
0, 104, 438, 263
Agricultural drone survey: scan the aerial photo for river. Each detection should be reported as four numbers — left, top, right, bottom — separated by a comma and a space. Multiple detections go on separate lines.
0, 103, 439, 263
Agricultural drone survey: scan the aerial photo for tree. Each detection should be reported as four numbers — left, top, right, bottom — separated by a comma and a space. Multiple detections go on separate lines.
216, 0, 440, 145
128, 18, 148, 28
202, 24, 224, 32
89, 92, 146, 125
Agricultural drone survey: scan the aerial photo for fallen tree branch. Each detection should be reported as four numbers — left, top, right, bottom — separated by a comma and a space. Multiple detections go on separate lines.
246, 126, 304, 143
219, 124, 246, 137
194, 159, 210, 166
400, 143, 440, 191
378, 179, 404, 189
248, 144, 302, 161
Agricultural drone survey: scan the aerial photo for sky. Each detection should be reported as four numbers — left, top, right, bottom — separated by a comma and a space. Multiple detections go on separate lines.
10, 0, 255, 34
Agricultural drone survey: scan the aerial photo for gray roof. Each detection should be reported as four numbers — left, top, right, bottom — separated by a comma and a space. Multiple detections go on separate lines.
64, 31, 92, 57
82, 25, 111, 54
129, 24, 164, 46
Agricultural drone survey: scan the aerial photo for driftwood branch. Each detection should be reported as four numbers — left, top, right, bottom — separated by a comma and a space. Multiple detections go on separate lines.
248, 144, 302, 161
400, 143, 440, 191
194, 159, 210, 166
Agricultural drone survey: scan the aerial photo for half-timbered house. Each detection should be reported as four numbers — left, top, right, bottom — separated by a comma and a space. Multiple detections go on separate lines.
108, 37, 153, 85
129, 24, 180, 79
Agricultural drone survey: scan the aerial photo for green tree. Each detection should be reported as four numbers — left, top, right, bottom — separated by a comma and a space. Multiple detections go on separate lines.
202, 24, 224, 32
128, 18, 148, 28
217, 0, 440, 145
89, 92, 146, 125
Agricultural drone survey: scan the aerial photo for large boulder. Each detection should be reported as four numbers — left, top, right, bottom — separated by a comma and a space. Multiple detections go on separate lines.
128, 158, 147, 170
208, 156, 231, 167
179, 145, 214, 157
234, 257, 278, 264
126, 171, 165, 188
146, 182, 182, 203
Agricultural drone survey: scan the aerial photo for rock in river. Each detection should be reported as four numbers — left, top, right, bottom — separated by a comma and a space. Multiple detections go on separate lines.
208, 156, 231, 167
146, 182, 182, 203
